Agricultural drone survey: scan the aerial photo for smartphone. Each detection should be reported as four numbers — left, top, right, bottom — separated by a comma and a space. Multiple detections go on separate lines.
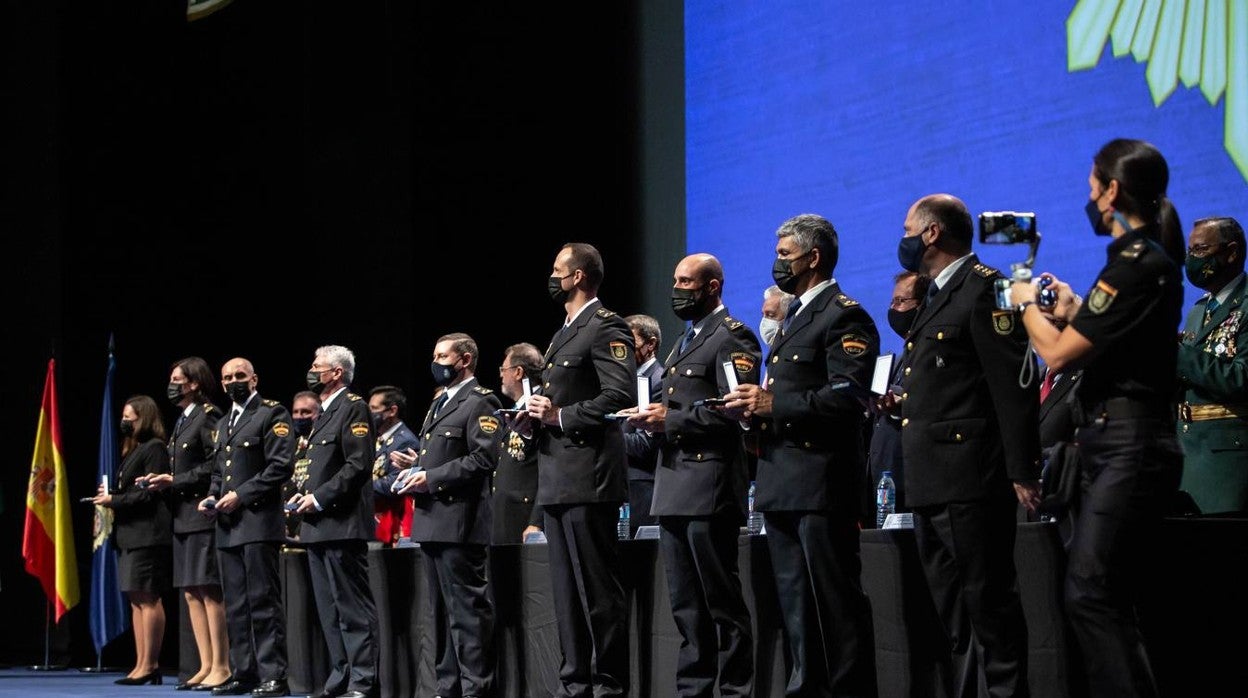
694, 397, 727, 408
493, 408, 526, 418
978, 211, 1037, 245
603, 413, 630, 421
202, 498, 217, 510
284, 501, 299, 512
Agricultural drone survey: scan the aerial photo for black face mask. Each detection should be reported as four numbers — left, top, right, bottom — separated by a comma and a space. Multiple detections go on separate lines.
431, 360, 459, 388
293, 417, 315, 437
306, 369, 327, 393
548, 274, 572, 303
370, 411, 388, 431
119, 419, 135, 437
166, 382, 185, 404
1084, 199, 1112, 237
670, 285, 707, 321
887, 307, 919, 339
771, 252, 810, 294
225, 380, 251, 405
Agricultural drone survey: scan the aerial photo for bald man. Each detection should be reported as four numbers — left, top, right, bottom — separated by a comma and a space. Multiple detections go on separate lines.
200, 358, 295, 696
627, 253, 760, 696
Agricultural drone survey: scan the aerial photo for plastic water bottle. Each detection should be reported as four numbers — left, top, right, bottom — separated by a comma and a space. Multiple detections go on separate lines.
876, 470, 896, 529
747, 482, 763, 535
617, 502, 631, 540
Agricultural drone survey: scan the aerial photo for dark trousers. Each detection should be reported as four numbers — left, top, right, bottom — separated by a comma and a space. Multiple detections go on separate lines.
422, 542, 495, 698
764, 510, 876, 697
659, 513, 753, 698
1067, 416, 1181, 698
306, 541, 379, 695
628, 478, 658, 528
218, 542, 287, 684
914, 495, 1029, 698
543, 502, 628, 698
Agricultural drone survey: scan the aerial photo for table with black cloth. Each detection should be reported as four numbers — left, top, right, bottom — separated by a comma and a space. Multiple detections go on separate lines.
176, 519, 1246, 697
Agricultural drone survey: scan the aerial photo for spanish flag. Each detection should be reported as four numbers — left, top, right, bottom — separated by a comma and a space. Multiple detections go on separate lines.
22, 359, 80, 620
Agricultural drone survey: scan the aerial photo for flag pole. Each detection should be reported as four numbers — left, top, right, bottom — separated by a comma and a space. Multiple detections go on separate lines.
27, 601, 65, 670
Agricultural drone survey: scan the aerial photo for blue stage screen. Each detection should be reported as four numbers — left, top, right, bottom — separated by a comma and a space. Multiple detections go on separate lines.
686, 1, 1247, 357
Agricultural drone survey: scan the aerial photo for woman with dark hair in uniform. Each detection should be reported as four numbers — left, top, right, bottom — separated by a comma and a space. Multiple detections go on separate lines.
1009, 138, 1184, 697
93, 394, 174, 685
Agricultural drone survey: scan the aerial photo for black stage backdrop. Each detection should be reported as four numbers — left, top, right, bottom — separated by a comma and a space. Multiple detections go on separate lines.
0, 0, 688, 667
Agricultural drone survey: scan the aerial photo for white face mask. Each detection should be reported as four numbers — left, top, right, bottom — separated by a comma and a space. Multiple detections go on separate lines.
759, 317, 781, 345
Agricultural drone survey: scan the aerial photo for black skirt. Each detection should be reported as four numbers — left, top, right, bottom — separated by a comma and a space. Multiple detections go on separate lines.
117, 545, 173, 594
172, 530, 220, 588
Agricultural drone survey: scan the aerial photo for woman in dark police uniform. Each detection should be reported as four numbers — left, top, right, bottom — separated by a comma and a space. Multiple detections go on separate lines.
1010, 138, 1184, 698
93, 394, 174, 685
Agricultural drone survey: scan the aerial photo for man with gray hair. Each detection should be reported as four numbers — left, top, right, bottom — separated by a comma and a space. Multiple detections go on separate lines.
758, 284, 795, 346
289, 345, 379, 698
722, 213, 879, 696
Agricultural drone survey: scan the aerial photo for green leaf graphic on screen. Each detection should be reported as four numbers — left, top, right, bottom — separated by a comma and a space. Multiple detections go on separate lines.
1066, 0, 1247, 183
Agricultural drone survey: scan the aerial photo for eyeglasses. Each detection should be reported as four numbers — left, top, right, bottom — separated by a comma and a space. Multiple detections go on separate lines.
1187, 242, 1223, 256
499, 364, 521, 374
890, 296, 921, 308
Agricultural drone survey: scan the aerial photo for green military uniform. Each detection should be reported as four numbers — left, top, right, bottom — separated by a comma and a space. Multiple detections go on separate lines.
1178, 273, 1248, 514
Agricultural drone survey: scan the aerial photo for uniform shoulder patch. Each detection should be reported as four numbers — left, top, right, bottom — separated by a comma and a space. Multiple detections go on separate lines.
973, 263, 1001, 278
347, 393, 363, 401
729, 351, 757, 374
596, 307, 617, 318
1087, 279, 1118, 314
472, 385, 494, 395
350, 421, 370, 437
272, 422, 291, 438
609, 341, 629, 361
991, 309, 1015, 335
202, 403, 218, 414
478, 415, 500, 435
840, 333, 869, 356
262, 398, 280, 407
834, 293, 860, 308
1119, 240, 1149, 260
723, 316, 745, 331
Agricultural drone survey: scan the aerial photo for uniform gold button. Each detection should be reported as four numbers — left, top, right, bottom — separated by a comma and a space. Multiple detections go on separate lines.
425, 433, 431, 439
544, 382, 551, 389
563, 360, 570, 366
444, 431, 452, 436
785, 422, 793, 429
226, 446, 232, 452
902, 392, 908, 400
668, 387, 675, 394
772, 356, 779, 364
670, 367, 676, 375
792, 354, 799, 361
523, 497, 529, 503
906, 342, 914, 350
760, 422, 768, 430
492, 486, 496, 492
901, 418, 909, 427
937, 331, 944, 340
696, 453, 703, 460
685, 369, 693, 375
768, 377, 774, 385
421, 449, 427, 455
225, 475, 231, 482
954, 433, 963, 442
547, 362, 553, 369
225, 460, 231, 466
904, 367, 911, 376
804, 441, 812, 448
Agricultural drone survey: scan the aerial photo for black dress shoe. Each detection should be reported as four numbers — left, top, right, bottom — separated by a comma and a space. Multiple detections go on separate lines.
115, 671, 163, 685
251, 679, 290, 697
175, 680, 201, 690
310, 691, 341, 698
338, 691, 375, 698
211, 679, 258, 696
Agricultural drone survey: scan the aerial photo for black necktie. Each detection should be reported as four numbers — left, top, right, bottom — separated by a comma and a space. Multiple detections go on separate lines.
228, 408, 241, 434
926, 282, 941, 304
782, 299, 803, 334
679, 325, 696, 354
174, 412, 187, 435
432, 392, 449, 419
